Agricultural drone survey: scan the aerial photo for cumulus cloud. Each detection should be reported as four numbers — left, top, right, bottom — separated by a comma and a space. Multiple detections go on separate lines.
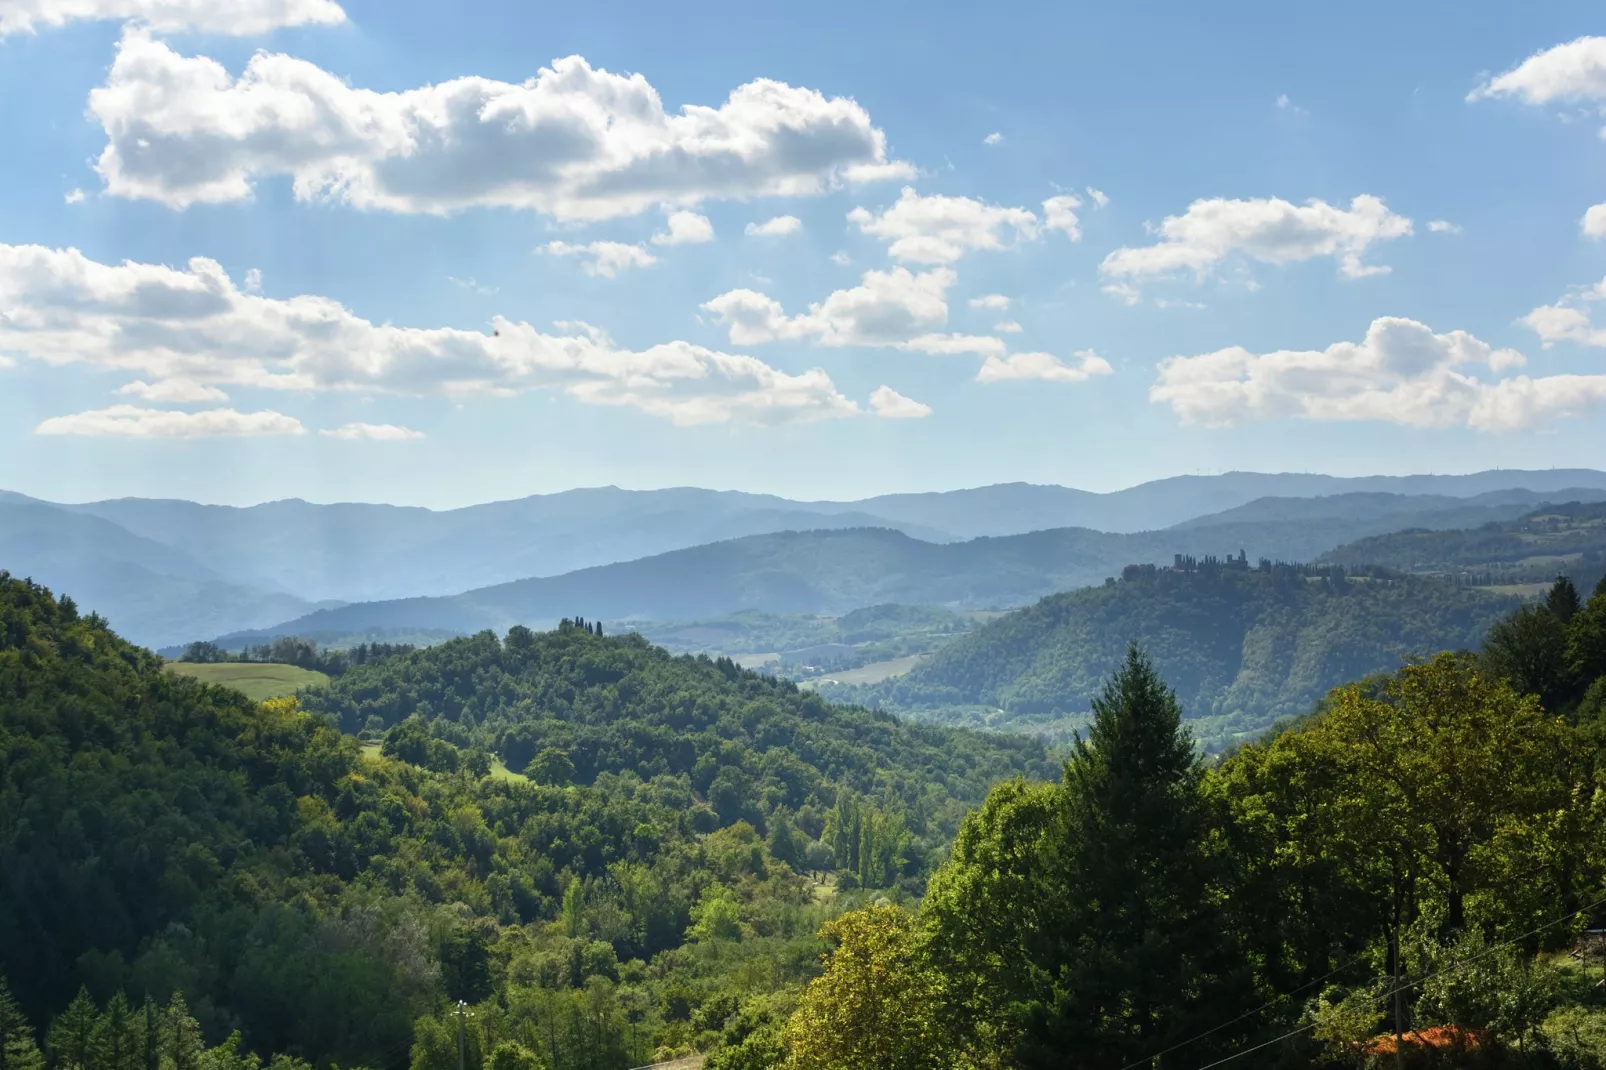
651, 210, 714, 246
1427, 220, 1462, 234
969, 294, 1010, 310
1150, 316, 1606, 431
995, 320, 1023, 333
116, 378, 229, 403
87, 32, 911, 221
830, 251, 851, 266
0, 242, 866, 428
745, 215, 802, 237
35, 405, 307, 438
0, 0, 345, 36
983, 132, 1003, 146
1469, 36, 1606, 105
64, 189, 85, 205
868, 385, 932, 418
541, 240, 657, 278
320, 422, 425, 440
1584, 204, 1606, 238
1085, 186, 1109, 208
976, 350, 1112, 384
701, 267, 1004, 356
847, 187, 1078, 264
1041, 194, 1082, 239
1522, 277, 1606, 347
1101, 194, 1412, 283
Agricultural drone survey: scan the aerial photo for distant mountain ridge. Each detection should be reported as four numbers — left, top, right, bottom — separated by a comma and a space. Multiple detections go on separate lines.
230, 491, 1599, 644
6, 469, 1606, 647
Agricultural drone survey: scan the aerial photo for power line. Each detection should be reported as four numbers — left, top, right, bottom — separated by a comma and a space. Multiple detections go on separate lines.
1114, 948, 1376, 1070
1186, 891, 1606, 1070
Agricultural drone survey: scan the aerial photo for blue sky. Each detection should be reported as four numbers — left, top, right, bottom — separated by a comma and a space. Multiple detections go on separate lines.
2, 0, 1605, 507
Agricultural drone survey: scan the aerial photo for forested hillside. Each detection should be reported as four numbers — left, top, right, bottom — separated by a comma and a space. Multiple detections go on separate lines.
0, 574, 1049, 1070
1321, 500, 1606, 588
838, 560, 1515, 746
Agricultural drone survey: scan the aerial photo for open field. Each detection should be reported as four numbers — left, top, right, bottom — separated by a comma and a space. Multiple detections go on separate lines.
805, 654, 925, 687
165, 662, 330, 701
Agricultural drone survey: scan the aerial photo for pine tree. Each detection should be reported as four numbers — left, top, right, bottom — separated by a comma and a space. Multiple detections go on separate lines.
139, 1002, 159, 1070
164, 995, 202, 1070
100, 994, 141, 1070
1547, 575, 1583, 623
47, 988, 103, 1070
1017, 646, 1254, 1069
0, 978, 45, 1070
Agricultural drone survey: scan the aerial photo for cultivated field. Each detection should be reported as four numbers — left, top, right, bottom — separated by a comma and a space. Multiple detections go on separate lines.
165, 662, 330, 701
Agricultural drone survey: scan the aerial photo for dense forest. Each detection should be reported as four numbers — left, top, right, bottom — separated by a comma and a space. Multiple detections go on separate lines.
9, 564, 1606, 1068
1320, 502, 1606, 589
0, 574, 1049, 1070
835, 559, 1516, 748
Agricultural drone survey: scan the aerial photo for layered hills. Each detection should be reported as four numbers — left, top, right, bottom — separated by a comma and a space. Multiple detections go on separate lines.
4, 471, 1604, 648
828, 561, 1517, 748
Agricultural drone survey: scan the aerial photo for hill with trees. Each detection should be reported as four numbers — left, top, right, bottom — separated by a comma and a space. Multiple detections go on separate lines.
0, 571, 1050, 1070
832, 559, 1517, 748
1320, 500, 1606, 589
9, 567, 1606, 1069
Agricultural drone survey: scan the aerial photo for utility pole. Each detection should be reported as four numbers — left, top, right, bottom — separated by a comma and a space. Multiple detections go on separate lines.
457, 1000, 467, 1070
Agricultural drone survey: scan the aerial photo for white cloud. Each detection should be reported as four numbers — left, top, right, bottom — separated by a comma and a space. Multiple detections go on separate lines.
702, 266, 1003, 357
1151, 315, 1606, 431
1102, 282, 1141, 306
1584, 204, 1606, 238
995, 320, 1023, 333
0, 0, 345, 36
448, 275, 499, 295
1522, 277, 1606, 347
868, 385, 931, 418
35, 405, 306, 438
969, 294, 1011, 310
830, 251, 851, 265
1469, 36, 1606, 106
88, 32, 910, 221
0, 242, 865, 428
242, 267, 263, 294
847, 187, 1074, 264
977, 350, 1112, 384
64, 189, 85, 205
1427, 220, 1462, 234
1085, 186, 1109, 208
116, 378, 229, 403
652, 210, 715, 246
1276, 93, 1292, 109
983, 132, 1003, 146
1101, 194, 1412, 282
320, 422, 425, 440
1041, 194, 1082, 240
745, 215, 802, 237
541, 240, 657, 278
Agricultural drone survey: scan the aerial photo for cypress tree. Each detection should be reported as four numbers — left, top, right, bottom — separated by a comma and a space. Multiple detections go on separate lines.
1017, 646, 1254, 1069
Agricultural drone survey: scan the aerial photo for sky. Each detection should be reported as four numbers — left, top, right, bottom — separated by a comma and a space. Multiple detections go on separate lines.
2, 0, 1606, 508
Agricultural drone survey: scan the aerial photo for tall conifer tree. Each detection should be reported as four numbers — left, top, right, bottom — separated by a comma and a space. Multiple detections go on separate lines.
1018, 646, 1253, 1069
